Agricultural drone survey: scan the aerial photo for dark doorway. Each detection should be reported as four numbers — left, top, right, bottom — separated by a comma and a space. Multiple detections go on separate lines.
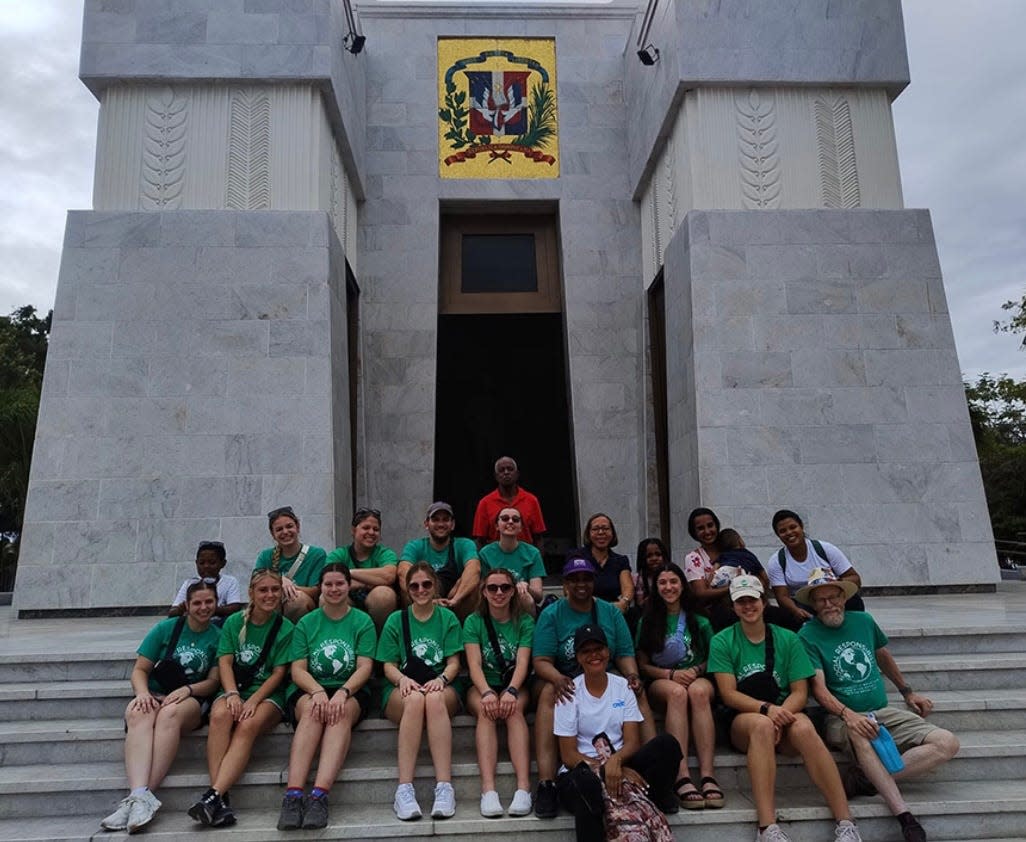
648, 273, 670, 544
433, 312, 577, 566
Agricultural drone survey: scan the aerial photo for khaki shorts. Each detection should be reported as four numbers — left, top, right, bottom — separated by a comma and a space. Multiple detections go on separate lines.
825, 705, 938, 754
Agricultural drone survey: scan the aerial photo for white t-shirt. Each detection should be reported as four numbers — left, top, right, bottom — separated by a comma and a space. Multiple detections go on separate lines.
171, 574, 242, 608
553, 672, 643, 769
765, 539, 852, 596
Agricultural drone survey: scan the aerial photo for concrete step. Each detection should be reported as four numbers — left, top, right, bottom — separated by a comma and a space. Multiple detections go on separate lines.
884, 626, 1025, 657
894, 652, 1026, 690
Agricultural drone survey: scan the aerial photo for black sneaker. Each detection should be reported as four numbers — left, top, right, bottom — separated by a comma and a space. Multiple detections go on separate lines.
654, 789, 680, 815
211, 797, 236, 828
534, 780, 559, 818
302, 793, 329, 829
897, 812, 926, 842
842, 764, 877, 799
187, 788, 220, 826
277, 793, 305, 830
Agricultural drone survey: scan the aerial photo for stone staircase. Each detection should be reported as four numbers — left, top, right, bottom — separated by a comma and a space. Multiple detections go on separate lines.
1, 592, 1024, 842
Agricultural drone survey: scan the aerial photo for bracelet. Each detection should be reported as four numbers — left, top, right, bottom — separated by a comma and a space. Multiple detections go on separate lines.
186, 685, 194, 697
339, 687, 352, 699
503, 686, 519, 698
899, 685, 913, 697
839, 706, 848, 718
626, 673, 639, 682
668, 669, 675, 681
224, 690, 240, 698
481, 689, 498, 700
440, 673, 451, 686
311, 689, 328, 698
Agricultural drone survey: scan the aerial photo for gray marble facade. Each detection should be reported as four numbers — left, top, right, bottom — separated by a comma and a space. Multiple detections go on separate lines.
13, 0, 995, 612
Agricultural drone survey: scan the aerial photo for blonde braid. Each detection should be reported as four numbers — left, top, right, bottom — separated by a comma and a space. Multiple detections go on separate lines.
270, 544, 282, 574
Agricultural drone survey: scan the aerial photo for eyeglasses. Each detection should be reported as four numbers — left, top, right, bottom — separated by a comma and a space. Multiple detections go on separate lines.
198, 541, 225, 550
485, 583, 514, 594
498, 514, 522, 523
589, 525, 612, 533
408, 580, 434, 592
352, 507, 382, 526
812, 593, 845, 606
267, 506, 297, 521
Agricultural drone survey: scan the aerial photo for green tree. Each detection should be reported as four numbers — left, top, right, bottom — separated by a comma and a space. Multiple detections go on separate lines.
0, 305, 51, 588
995, 291, 1026, 349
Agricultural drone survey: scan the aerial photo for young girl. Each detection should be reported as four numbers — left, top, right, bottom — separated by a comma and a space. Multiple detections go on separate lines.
101, 580, 221, 832
254, 507, 327, 622
187, 570, 294, 828
463, 568, 534, 817
632, 537, 670, 613
276, 563, 377, 830
377, 562, 463, 821
636, 563, 720, 809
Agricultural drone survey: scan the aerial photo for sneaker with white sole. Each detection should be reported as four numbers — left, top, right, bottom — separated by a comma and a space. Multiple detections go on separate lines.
394, 783, 422, 821
834, 820, 863, 842
431, 781, 456, 819
508, 788, 532, 817
101, 796, 134, 831
480, 790, 503, 818
757, 824, 793, 842
127, 790, 161, 833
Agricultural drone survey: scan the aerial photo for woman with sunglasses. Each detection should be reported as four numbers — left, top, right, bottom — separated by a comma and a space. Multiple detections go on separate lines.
254, 507, 327, 622
376, 561, 463, 822
101, 580, 222, 833
567, 513, 633, 614
326, 507, 398, 631
276, 563, 377, 830
188, 570, 294, 828
478, 507, 545, 616
463, 568, 534, 818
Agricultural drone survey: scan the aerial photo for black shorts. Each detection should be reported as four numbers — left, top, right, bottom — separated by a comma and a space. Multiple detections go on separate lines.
286, 685, 371, 729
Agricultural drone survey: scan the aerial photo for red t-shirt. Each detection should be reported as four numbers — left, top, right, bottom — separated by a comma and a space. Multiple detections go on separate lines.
472, 488, 547, 545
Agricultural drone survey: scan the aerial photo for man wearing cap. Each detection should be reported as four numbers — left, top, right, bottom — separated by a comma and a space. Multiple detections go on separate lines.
399, 502, 481, 620
472, 456, 547, 548
797, 569, 959, 842
530, 557, 651, 818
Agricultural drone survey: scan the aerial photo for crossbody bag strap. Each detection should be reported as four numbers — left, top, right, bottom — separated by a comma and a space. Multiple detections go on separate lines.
401, 607, 415, 664
763, 624, 776, 676
163, 615, 187, 660
482, 613, 511, 675
285, 544, 310, 579
249, 613, 284, 674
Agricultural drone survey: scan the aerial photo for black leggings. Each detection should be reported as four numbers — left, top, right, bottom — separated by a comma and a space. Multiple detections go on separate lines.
556, 732, 682, 842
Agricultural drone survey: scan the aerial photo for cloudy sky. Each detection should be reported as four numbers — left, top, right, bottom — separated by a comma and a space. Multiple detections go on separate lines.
1, 1, 1023, 379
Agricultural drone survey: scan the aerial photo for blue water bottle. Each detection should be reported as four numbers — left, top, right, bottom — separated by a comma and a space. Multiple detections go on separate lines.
867, 712, 905, 773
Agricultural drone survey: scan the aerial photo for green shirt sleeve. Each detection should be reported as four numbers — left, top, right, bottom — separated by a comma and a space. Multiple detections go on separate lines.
441, 607, 464, 657
355, 611, 378, 658
517, 614, 536, 649
375, 610, 403, 664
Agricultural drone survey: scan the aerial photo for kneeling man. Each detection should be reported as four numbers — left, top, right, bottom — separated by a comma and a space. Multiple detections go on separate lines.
797, 570, 959, 842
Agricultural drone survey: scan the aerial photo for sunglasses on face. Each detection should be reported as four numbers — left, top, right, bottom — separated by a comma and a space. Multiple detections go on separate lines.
267, 507, 297, 522
498, 514, 521, 523
485, 583, 514, 594
352, 507, 382, 526
408, 580, 434, 592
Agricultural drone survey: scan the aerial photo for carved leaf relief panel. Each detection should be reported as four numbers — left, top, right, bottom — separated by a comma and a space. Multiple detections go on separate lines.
225, 88, 271, 210
735, 89, 781, 209
141, 87, 188, 209
815, 95, 861, 209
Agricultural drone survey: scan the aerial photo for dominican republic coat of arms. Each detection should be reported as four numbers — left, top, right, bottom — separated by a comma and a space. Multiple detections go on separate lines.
438, 38, 559, 179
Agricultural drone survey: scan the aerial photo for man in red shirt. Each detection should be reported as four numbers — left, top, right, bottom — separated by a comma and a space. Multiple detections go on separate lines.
472, 456, 547, 548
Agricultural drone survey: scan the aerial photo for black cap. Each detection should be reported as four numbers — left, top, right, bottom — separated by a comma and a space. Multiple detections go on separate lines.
573, 623, 608, 652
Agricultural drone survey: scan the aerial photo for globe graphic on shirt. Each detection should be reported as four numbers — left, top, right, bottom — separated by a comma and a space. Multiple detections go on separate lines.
310, 639, 354, 678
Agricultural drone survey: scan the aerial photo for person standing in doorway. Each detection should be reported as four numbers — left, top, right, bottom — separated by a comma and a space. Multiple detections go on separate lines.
472, 456, 547, 549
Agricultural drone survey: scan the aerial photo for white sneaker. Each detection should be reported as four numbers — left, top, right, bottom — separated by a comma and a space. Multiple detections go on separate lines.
757, 824, 793, 842
101, 796, 134, 830
394, 783, 422, 821
508, 788, 533, 816
127, 790, 162, 833
480, 790, 503, 818
431, 781, 456, 819
834, 820, 863, 842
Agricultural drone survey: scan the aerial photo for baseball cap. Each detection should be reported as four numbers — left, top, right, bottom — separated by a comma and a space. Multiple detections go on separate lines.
729, 574, 764, 601
426, 501, 454, 518
573, 623, 608, 652
562, 557, 597, 577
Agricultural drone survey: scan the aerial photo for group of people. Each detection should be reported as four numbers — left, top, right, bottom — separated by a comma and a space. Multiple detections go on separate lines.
101, 458, 958, 842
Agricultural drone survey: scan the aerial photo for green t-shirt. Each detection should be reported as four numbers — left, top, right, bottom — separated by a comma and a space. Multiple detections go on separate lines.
326, 543, 398, 570
376, 606, 463, 706
217, 610, 295, 705
708, 623, 814, 705
478, 541, 546, 582
799, 611, 888, 712
253, 545, 328, 588
463, 612, 535, 687
532, 598, 635, 676
635, 611, 713, 670
398, 536, 476, 573
286, 606, 378, 699
137, 616, 222, 694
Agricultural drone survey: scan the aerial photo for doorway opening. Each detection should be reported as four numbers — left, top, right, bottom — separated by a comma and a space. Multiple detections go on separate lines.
648, 272, 670, 544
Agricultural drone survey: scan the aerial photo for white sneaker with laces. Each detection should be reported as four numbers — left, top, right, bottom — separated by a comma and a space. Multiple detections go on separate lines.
508, 788, 533, 816
127, 790, 162, 833
431, 781, 456, 818
394, 783, 422, 821
480, 790, 503, 817
757, 824, 793, 842
834, 820, 863, 842
101, 796, 135, 830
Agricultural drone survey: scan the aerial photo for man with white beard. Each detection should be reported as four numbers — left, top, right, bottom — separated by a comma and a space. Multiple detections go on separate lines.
797, 570, 959, 842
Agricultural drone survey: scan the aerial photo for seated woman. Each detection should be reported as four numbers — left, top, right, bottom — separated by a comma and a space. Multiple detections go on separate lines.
254, 506, 327, 622
566, 513, 633, 614
276, 563, 377, 830
635, 563, 721, 810
766, 509, 864, 627
554, 624, 681, 842
708, 575, 862, 842
188, 570, 294, 828
377, 561, 464, 821
478, 507, 546, 616
463, 568, 534, 818
632, 537, 670, 614
101, 580, 222, 833
682, 507, 729, 609
326, 507, 398, 630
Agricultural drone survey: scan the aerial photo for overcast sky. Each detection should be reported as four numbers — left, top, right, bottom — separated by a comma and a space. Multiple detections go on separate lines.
0, 1, 1023, 379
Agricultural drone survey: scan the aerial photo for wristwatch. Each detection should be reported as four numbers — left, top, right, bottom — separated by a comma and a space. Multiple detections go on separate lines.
759, 702, 771, 716
503, 686, 519, 698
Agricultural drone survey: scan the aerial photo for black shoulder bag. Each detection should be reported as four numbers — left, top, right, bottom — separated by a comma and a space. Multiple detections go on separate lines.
735, 624, 782, 704
401, 607, 440, 684
151, 616, 191, 693
232, 614, 284, 691
483, 613, 517, 688
435, 541, 460, 598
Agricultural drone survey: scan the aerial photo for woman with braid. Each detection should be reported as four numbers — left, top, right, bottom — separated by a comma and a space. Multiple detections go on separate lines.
187, 570, 294, 828
254, 506, 327, 621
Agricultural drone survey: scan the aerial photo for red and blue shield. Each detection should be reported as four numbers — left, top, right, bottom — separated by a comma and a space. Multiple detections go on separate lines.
466, 70, 530, 136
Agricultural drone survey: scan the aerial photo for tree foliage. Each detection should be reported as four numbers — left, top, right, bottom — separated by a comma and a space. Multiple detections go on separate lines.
994, 291, 1026, 349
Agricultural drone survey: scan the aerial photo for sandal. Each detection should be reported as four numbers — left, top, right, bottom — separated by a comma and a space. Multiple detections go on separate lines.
674, 777, 705, 810
700, 776, 725, 809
